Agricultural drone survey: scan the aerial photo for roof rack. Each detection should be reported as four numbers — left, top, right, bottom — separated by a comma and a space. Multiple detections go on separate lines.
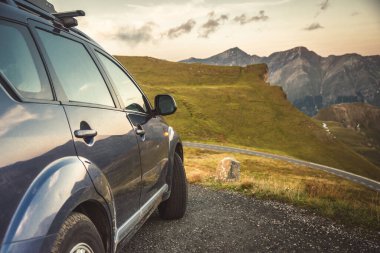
2, 0, 85, 28
52, 10, 85, 28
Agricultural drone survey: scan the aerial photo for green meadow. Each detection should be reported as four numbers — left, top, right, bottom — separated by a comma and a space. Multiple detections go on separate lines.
116, 56, 380, 181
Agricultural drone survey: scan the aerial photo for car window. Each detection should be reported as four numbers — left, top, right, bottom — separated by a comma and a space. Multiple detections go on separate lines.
0, 22, 53, 100
37, 29, 114, 107
96, 53, 148, 113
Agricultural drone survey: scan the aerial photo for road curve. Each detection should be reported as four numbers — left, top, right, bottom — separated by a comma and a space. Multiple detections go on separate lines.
183, 141, 380, 192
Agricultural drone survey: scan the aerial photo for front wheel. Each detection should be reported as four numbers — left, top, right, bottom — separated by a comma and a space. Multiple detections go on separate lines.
51, 212, 105, 253
158, 152, 188, 219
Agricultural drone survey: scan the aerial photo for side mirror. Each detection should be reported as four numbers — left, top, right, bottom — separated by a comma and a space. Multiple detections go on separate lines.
154, 94, 177, 116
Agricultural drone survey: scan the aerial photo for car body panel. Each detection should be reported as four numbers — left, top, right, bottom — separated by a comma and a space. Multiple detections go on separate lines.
63, 105, 142, 227
0, 155, 114, 253
127, 113, 170, 205
3, 157, 93, 243
0, 86, 76, 244
0, 234, 56, 253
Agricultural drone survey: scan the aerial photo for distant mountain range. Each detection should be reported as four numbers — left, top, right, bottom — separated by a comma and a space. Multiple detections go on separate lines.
180, 47, 380, 116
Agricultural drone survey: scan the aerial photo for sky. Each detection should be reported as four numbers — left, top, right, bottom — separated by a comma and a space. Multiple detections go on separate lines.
50, 0, 380, 61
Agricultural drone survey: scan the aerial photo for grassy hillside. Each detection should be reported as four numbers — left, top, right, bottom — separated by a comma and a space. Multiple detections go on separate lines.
115, 56, 380, 181
324, 122, 380, 167
185, 148, 380, 230
315, 103, 380, 167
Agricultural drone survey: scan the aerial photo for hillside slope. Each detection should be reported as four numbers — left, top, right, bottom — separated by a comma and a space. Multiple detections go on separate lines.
181, 47, 380, 116
315, 103, 380, 131
315, 103, 380, 167
116, 56, 380, 181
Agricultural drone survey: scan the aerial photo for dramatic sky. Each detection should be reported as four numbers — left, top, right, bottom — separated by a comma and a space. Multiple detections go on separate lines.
50, 0, 380, 61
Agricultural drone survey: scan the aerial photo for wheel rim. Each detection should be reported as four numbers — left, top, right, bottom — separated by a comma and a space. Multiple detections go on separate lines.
70, 243, 94, 253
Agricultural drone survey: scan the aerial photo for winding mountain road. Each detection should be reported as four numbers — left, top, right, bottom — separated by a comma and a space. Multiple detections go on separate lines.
183, 141, 380, 192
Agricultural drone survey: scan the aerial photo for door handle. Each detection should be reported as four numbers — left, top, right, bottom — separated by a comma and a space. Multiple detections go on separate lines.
135, 129, 145, 136
74, 129, 97, 138
135, 125, 145, 136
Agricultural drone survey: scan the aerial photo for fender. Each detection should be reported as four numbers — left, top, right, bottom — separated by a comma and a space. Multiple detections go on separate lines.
1, 156, 115, 252
77, 156, 117, 247
164, 126, 183, 199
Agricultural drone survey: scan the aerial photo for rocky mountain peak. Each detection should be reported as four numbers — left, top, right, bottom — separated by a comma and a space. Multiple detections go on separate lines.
180, 47, 254, 66
291, 46, 310, 54
221, 47, 251, 58
269, 46, 318, 61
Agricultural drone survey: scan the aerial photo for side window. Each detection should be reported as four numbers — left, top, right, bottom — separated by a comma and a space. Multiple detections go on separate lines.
0, 22, 52, 100
96, 53, 148, 113
36, 29, 114, 107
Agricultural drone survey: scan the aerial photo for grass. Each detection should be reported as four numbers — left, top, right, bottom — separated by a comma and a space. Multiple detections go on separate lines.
314, 103, 380, 167
115, 56, 380, 181
316, 120, 380, 167
184, 147, 380, 231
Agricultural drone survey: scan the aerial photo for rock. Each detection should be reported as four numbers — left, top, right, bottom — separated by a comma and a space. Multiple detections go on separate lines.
216, 157, 240, 182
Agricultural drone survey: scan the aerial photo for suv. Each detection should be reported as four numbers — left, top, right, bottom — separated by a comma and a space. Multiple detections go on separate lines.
0, 1, 187, 252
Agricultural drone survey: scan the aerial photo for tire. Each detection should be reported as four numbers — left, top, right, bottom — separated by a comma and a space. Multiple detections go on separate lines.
51, 212, 105, 253
158, 152, 188, 219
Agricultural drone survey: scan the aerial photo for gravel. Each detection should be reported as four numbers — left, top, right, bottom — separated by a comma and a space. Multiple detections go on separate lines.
122, 185, 380, 252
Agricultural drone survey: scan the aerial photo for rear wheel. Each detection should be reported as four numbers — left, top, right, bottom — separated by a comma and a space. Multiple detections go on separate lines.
158, 152, 188, 219
51, 212, 105, 253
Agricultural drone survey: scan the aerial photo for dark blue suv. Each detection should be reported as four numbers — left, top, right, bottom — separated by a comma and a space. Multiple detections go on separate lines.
0, 1, 187, 252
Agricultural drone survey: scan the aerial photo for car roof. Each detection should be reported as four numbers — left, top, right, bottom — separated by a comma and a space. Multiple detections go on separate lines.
0, 0, 102, 48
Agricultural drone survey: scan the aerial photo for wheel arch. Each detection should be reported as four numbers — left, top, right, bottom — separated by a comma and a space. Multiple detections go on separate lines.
73, 200, 112, 253
2, 156, 116, 252
51, 158, 116, 253
164, 127, 183, 199
175, 142, 184, 163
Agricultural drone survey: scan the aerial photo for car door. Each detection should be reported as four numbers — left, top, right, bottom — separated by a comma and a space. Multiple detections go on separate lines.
0, 19, 77, 244
95, 52, 170, 205
33, 24, 142, 227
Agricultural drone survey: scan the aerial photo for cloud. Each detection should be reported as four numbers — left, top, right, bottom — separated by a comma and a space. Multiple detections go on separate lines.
208, 11, 215, 17
114, 22, 156, 46
320, 0, 329, 10
303, 22, 324, 31
198, 13, 228, 38
351, 11, 359, 16
166, 19, 196, 39
315, 0, 329, 17
0, 105, 37, 137
233, 10, 269, 25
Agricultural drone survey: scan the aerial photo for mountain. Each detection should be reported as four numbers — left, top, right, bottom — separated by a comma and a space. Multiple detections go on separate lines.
184, 47, 258, 66
315, 103, 380, 132
180, 47, 380, 116
115, 56, 380, 181
315, 103, 380, 166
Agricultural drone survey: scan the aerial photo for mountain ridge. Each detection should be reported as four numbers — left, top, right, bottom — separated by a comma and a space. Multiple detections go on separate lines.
180, 47, 380, 115
181, 46, 379, 62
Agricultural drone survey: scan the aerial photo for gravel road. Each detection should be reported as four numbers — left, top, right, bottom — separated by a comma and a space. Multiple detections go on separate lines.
123, 185, 379, 252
